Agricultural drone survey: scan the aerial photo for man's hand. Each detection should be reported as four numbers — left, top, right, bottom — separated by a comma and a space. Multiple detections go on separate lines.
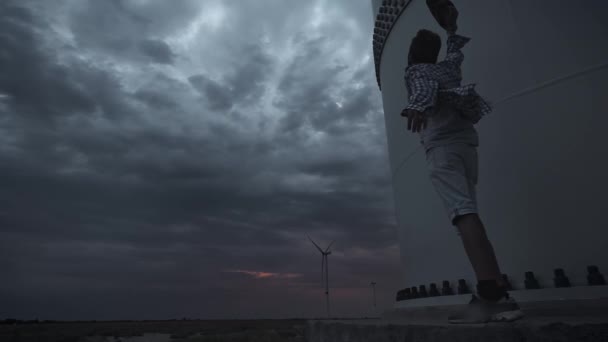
426, 0, 458, 34
401, 108, 427, 133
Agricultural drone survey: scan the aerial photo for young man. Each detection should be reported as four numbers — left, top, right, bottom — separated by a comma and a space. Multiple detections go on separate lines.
400, 0, 524, 324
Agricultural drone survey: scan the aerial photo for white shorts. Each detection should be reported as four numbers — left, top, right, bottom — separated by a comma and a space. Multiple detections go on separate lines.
425, 143, 478, 225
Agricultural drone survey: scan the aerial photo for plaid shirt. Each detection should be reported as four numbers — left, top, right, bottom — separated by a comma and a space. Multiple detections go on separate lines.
404, 34, 491, 124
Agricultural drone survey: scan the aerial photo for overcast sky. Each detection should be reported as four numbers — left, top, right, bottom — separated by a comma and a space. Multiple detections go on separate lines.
0, 0, 404, 320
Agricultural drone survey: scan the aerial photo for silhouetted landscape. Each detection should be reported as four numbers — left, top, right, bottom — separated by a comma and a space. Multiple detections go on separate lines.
1, 318, 308, 342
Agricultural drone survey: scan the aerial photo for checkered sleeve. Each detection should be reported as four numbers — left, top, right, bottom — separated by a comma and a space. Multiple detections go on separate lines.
444, 34, 471, 67
404, 70, 439, 113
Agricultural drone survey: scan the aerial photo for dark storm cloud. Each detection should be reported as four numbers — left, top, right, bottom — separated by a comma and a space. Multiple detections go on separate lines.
274, 33, 378, 138
0, 2, 95, 120
188, 74, 233, 111
66, 0, 199, 64
227, 43, 274, 103
138, 39, 176, 64
188, 43, 274, 111
0, 0, 400, 320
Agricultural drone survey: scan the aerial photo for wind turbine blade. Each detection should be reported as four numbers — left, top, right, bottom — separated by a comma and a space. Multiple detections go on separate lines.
307, 235, 324, 253
325, 240, 335, 252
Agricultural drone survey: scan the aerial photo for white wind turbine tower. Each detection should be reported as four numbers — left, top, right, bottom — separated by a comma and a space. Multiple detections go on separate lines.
307, 235, 335, 319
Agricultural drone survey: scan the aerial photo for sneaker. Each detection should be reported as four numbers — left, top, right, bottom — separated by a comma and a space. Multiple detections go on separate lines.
448, 294, 524, 324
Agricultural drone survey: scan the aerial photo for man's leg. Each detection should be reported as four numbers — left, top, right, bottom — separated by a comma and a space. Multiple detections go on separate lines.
426, 145, 502, 287
450, 213, 523, 323
454, 213, 506, 300
426, 144, 523, 323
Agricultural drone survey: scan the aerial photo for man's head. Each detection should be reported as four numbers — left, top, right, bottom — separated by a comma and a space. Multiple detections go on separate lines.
408, 29, 441, 66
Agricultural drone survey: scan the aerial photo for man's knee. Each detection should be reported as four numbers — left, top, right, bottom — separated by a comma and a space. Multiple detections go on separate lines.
452, 212, 479, 227
453, 213, 489, 239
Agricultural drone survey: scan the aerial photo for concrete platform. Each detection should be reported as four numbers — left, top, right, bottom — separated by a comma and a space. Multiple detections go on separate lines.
305, 298, 608, 342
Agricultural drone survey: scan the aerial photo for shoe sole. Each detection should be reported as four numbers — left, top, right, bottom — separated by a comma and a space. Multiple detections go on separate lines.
490, 309, 525, 322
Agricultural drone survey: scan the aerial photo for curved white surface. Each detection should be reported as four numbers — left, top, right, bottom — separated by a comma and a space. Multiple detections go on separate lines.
376, 0, 608, 295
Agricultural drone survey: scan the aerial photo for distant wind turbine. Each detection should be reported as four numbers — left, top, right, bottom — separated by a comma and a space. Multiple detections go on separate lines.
307, 235, 334, 319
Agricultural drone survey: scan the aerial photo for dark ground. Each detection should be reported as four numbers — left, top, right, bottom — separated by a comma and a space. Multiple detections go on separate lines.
0, 319, 310, 342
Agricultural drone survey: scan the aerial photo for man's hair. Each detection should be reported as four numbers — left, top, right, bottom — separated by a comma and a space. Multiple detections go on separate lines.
408, 29, 441, 65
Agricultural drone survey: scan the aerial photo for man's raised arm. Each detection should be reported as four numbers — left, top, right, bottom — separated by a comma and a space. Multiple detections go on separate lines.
426, 0, 470, 67
443, 33, 471, 68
